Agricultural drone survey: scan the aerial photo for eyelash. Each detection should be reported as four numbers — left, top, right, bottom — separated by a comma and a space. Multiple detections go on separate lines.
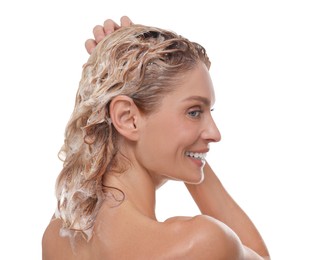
187, 109, 203, 118
187, 108, 215, 119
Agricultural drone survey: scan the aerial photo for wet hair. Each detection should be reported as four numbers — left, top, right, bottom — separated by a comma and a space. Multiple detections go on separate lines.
54, 24, 210, 241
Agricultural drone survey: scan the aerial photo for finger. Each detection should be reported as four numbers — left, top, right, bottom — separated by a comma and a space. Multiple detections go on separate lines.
93, 25, 106, 43
85, 39, 97, 54
103, 19, 120, 35
120, 16, 133, 27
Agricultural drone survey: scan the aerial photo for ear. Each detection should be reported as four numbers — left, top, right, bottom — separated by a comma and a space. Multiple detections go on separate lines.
109, 95, 141, 141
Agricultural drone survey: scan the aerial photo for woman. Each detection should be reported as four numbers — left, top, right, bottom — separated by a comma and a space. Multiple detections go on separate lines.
42, 16, 270, 259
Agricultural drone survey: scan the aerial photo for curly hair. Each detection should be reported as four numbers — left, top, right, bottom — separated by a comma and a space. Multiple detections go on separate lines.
54, 24, 211, 241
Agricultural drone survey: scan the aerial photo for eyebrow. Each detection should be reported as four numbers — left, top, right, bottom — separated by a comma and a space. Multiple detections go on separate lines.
182, 96, 212, 107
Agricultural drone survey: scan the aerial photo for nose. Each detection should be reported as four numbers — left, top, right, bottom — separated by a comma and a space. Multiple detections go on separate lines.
201, 115, 221, 143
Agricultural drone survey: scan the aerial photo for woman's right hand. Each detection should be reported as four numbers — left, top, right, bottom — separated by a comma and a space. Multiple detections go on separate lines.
85, 16, 133, 54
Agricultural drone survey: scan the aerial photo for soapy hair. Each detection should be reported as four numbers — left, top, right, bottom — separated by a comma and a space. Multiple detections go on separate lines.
55, 24, 210, 241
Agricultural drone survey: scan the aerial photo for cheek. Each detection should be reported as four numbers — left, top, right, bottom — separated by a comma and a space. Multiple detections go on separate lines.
137, 123, 177, 167
138, 114, 200, 162
150, 116, 200, 150
145, 125, 171, 153
149, 124, 195, 161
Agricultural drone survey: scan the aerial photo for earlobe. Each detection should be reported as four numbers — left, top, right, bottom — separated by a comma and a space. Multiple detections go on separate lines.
109, 95, 140, 141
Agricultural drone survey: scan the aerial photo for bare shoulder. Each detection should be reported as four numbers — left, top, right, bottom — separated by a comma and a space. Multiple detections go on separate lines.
93, 206, 244, 259
42, 218, 65, 260
42, 217, 90, 260
43, 204, 244, 259
163, 215, 244, 259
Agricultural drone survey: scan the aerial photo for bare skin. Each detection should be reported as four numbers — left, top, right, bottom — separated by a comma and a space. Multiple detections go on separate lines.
42, 17, 270, 260
85, 16, 133, 54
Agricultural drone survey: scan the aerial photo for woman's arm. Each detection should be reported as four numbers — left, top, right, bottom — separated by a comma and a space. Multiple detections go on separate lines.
185, 162, 270, 259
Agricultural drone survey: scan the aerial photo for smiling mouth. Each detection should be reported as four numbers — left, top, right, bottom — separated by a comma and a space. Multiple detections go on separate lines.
185, 151, 207, 160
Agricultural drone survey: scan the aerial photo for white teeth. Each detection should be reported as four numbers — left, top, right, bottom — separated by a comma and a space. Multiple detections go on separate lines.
185, 151, 206, 160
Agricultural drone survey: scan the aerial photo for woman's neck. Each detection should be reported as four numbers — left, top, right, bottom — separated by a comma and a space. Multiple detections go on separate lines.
103, 162, 158, 220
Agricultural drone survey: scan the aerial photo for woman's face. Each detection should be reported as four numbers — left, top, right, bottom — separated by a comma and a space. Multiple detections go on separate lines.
135, 62, 221, 185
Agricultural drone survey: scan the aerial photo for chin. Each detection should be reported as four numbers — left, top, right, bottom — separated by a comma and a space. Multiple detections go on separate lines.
185, 172, 205, 185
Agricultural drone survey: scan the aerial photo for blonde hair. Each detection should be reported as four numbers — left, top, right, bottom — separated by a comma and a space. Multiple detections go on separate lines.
55, 24, 210, 241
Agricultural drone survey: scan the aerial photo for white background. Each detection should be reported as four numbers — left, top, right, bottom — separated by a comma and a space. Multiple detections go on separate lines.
1, 0, 313, 259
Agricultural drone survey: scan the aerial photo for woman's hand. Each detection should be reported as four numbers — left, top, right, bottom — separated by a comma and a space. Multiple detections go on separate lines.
85, 16, 133, 54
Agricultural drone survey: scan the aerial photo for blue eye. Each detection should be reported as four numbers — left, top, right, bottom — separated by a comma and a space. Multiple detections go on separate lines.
188, 110, 203, 118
